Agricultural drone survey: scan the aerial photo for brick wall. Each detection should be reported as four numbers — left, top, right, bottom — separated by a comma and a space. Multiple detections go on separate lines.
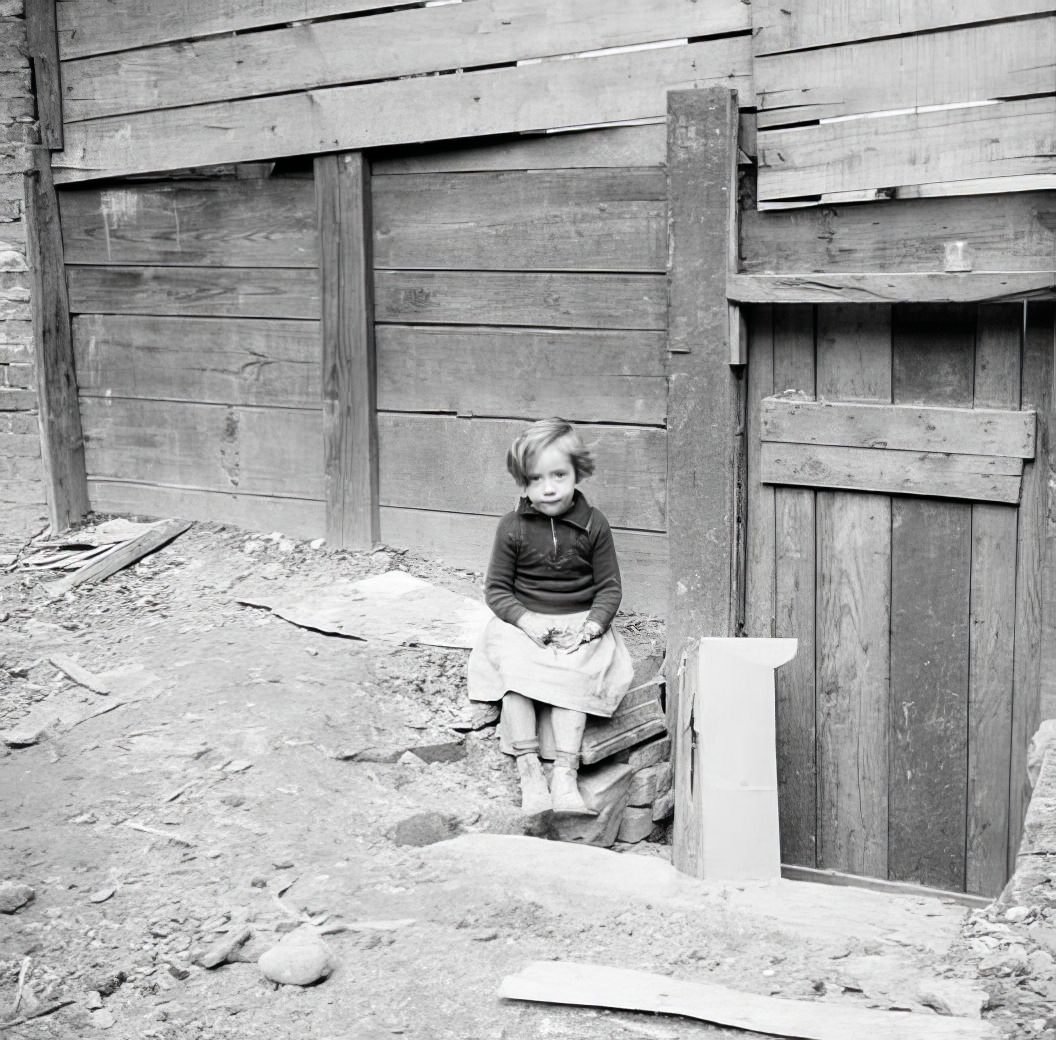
0, 0, 45, 548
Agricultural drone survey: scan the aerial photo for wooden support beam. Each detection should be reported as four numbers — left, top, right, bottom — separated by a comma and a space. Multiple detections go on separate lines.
26, 0, 63, 149
665, 88, 742, 747
729, 272, 1056, 306
24, 147, 88, 533
315, 152, 379, 550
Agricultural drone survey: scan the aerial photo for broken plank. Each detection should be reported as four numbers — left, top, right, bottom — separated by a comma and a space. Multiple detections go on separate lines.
46, 518, 191, 598
761, 442, 1023, 504
579, 699, 666, 767
499, 960, 997, 1039
761, 398, 1036, 459
49, 653, 110, 695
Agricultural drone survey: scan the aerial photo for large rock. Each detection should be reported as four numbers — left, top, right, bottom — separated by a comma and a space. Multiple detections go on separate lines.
258, 927, 335, 986
0, 881, 34, 913
391, 811, 461, 847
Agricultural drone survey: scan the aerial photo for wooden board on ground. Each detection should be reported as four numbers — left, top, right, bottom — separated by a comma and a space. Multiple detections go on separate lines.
814, 304, 891, 878
966, 304, 1021, 896
374, 270, 665, 331
51, 40, 752, 183
373, 169, 666, 273
376, 326, 666, 427
73, 314, 321, 408
377, 414, 666, 532
499, 960, 997, 1039
59, 178, 317, 267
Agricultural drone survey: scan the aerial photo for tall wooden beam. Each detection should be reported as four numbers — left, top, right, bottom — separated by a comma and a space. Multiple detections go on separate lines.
24, 146, 88, 532
314, 152, 379, 549
26, 0, 63, 149
666, 88, 742, 796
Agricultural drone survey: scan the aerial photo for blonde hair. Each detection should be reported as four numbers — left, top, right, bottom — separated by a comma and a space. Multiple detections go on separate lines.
506, 417, 595, 488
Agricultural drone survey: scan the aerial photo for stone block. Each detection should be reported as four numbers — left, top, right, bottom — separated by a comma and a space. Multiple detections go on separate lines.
617, 806, 655, 844
652, 788, 674, 822
627, 764, 661, 806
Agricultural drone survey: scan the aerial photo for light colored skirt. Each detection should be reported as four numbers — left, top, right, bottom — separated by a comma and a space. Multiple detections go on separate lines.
467, 611, 634, 718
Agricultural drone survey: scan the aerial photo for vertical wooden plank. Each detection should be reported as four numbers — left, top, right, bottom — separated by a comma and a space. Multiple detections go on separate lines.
967, 303, 1021, 896
26, 0, 63, 149
1010, 302, 1054, 872
672, 640, 703, 878
314, 152, 379, 549
24, 147, 88, 531
888, 303, 973, 891
773, 304, 817, 868
814, 303, 891, 878
744, 305, 775, 640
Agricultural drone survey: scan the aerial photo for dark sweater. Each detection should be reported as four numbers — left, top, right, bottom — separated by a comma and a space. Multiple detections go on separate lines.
483, 490, 623, 631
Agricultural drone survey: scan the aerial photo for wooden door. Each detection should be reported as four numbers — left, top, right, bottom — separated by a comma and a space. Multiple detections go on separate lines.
745, 301, 1054, 896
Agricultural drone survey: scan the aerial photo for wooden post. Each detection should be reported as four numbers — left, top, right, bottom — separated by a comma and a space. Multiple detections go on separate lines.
25, 0, 63, 149
24, 146, 88, 532
665, 87, 742, 728
314, 152, 379, 549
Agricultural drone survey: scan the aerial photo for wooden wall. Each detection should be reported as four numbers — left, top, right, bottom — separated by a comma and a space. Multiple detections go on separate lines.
50, 0, 751, 183
752, 1, 1056, 206
745, 300, 1054, 894
59, 172, 326, 535
371, 126, 669, 615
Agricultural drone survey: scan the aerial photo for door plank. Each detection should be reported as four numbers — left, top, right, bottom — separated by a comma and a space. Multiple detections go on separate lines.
967, 304, 1021, 896
772, 304, 817, 867
888, 303, 974, 891
814, 304, 891, 877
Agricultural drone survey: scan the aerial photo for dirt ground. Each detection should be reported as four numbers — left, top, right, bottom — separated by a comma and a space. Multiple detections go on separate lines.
0, 517, 1038, 1039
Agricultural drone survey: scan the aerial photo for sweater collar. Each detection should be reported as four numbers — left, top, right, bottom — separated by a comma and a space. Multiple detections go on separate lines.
516, 488, 592, 531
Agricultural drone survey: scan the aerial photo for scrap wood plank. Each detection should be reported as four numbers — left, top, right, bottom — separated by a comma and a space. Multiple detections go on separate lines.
62, 0, 750, 122
46, 518, 190, 598
499, 961, 997, 1039
761, 398, 1036, 459
761, 442, 1023, 504
51, 39, 751, 183
49, 653, 110, 695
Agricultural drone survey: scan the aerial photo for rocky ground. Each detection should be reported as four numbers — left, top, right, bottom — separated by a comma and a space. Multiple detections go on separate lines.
0, 516, 1052, 1039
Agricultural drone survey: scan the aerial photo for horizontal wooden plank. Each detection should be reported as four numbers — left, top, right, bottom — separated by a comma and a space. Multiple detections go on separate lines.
740, 192, 1056, 275
761, 398, 1036, 459
761, 442, 1023, 504
56, 0, 425, 60
376, 325, 667, 425
374, 168, 666, 272
86, 479, 325, 539
756, 18, 1056, 127
80, 397, 323, 499
377, 414, 667, 531
63, 0, 750, 122
52, 39, 752, 182
379, 505, 667, 617
758, 97, 1056, 204
372, 124, 668, 174
67, 265, 320, 318
729, 272, 1056, 305
752, 0, 1055, 54
375, 270, 666, 330
73, 314, 321, 407
59, 178, 317, 267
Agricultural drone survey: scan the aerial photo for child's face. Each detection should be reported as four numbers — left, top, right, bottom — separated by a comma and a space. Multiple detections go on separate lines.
525, 444, 576, 516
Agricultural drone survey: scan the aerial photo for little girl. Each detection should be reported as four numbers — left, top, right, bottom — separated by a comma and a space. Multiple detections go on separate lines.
468, 417, 634, 815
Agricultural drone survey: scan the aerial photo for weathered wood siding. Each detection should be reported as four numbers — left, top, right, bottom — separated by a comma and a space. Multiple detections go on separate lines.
372, 127, 668, 615
50, 0, 751, 183
745, 300, 1055, 895
752, 2, 1056, 206
60, 173, 326, 536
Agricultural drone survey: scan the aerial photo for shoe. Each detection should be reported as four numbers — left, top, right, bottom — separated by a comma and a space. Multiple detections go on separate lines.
516, 755, 552, 816
550, 766, 597, 816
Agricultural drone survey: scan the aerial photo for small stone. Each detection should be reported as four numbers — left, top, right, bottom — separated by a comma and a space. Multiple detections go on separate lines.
167, 963, 190, 980
333, 746, 405, 764
86, 991, 103, 1010
250, 877, 268, 889
0, 881, 35, 913
391, 812, 461, 848
273, 860, 295, 870
84, 970, 125, 997
1007, 906, 1033, 925
397, 751, 426, 768
1029, 949, 1055, 976
310, 538, 326, 550
91, 1009, 116, 1029
258, 927, 335, 986
89, 885, 116, 904
917, 978, 988, 1018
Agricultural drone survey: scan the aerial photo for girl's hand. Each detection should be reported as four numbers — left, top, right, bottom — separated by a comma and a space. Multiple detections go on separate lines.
556, 620, 604, 654
516, 612, 555, 648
